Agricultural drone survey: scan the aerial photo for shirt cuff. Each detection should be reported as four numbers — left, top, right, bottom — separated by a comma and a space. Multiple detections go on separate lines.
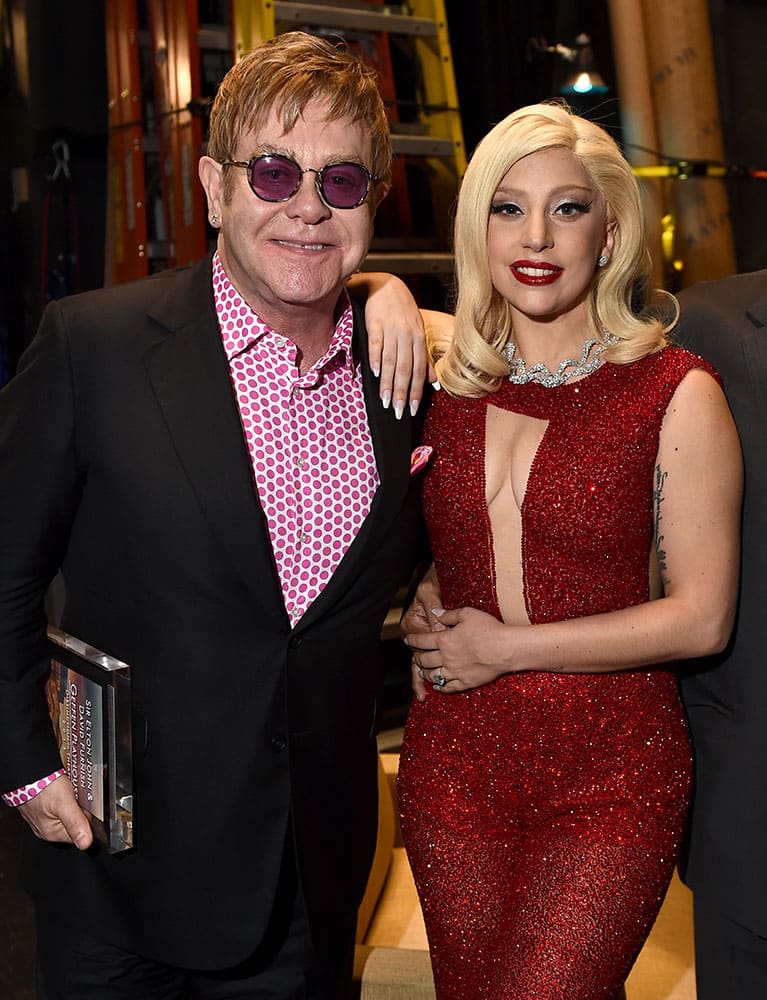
2, 769, 67, 807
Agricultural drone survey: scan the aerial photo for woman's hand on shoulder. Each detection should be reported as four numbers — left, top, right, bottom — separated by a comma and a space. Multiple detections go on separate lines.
347, 271, 434, 417
347, 273, 457, 416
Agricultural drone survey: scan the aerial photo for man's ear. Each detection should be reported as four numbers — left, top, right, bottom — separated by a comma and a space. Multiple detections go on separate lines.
198, 156, 224, 222
372, 180, 391, 212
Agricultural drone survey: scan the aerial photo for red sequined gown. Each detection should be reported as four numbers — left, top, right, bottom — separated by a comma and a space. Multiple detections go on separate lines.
398, 348, 712, 1000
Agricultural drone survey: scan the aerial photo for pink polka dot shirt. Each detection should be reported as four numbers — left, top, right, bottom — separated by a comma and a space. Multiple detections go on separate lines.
2, 252, 379, 809
3, 769, 66, 807
213, 252, 379, 626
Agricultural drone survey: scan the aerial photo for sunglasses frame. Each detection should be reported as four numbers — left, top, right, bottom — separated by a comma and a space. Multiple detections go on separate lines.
220, 153, 378, 210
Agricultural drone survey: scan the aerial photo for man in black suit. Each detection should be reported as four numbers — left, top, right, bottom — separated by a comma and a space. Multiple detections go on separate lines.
676, 270, 767, 998
0, 32, 423, 1000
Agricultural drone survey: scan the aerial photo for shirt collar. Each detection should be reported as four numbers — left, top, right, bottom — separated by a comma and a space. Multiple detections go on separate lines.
212, 251, 357, 378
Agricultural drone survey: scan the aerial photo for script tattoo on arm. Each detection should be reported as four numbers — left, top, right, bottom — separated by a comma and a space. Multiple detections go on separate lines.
653, 464, 669, 583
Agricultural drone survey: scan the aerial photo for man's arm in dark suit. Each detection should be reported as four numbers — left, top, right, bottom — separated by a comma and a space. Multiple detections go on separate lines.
0, 302, 93, 848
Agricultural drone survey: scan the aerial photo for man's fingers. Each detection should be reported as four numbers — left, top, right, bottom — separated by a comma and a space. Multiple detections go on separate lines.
18, 777, 94, 850
63, 810, 94, 851
412, 658, 429, 702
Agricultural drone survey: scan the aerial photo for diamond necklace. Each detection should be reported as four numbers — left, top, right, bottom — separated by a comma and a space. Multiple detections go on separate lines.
504, 331, 616, 388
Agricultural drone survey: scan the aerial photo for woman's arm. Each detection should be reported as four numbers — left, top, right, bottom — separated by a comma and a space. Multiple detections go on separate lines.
347, 271, 430, 417
406, 369, 743, 693
347, 272, 456, 416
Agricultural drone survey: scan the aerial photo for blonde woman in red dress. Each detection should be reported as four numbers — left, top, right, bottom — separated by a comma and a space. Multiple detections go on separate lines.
364, 102, 742, 999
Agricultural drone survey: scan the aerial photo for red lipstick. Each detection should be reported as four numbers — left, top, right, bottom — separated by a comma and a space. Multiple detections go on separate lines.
511, 260, 563, 286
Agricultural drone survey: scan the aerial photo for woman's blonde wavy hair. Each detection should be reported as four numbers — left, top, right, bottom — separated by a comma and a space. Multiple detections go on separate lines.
434, 102, 677, 397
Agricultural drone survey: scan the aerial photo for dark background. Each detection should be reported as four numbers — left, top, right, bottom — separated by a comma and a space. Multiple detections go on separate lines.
1, 0, 766, 384
1, 1, 766, 995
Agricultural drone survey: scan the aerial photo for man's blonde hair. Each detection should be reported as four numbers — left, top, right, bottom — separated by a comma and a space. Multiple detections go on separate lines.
207, 31, 391, 206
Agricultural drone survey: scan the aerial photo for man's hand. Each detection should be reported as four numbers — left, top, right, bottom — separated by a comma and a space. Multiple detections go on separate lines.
18, 775, 94, 850
401, 563, 445, 701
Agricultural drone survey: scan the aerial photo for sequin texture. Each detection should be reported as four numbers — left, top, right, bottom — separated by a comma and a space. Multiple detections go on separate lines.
398, 348, 716, 999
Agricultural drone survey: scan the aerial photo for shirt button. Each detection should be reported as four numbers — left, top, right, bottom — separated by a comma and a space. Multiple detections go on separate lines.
271, 734, 287, 752
289, 635, 304, 650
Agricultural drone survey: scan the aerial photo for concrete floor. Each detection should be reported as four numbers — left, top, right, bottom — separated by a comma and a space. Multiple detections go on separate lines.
0, 805, 35, 999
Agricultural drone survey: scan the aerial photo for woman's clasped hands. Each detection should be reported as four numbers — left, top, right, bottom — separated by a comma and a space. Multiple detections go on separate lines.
403, 602, 513, 701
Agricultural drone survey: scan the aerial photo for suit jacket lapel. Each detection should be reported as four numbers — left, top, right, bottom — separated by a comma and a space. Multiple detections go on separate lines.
141, 257, 288, 627
297, 300, 414, 631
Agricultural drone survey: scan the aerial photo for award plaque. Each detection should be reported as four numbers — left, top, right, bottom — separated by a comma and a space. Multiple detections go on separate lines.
46, 627, 134, 853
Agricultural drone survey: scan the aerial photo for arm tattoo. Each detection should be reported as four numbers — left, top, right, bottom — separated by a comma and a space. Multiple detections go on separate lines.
653, 464, 669, 579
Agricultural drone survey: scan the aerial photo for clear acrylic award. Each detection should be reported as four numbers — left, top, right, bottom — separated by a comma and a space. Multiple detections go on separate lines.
46, 626, 134, 853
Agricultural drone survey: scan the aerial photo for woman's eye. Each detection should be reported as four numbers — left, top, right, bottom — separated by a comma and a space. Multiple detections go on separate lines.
490, 202, 522, 217
556, 200, 591, 217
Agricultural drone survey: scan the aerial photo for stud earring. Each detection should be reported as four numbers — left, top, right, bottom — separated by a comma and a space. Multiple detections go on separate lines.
597, 255, 609, 267
210, 214, 219, 226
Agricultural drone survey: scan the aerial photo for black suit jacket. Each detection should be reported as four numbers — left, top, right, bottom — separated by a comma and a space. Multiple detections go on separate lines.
0, 255, 422, 967
675, 270, 767, 934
